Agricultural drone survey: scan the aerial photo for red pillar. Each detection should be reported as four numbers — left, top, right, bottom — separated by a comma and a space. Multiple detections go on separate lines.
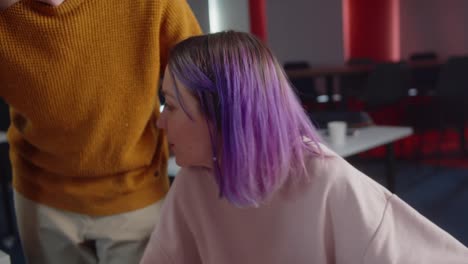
343, 0, 400, 62
249, 0, 268, 42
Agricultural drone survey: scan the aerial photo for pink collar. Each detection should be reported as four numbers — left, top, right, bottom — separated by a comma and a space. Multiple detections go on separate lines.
35, 0, 66, 6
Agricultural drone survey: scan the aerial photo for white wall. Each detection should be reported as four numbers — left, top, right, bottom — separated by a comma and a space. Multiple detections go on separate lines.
186, 0, 250, 33
187, 0, 344, 65
208, 0, 250, 33
187, 0, 210, 33
186, 0, 468, 66
400, 0, 468, 60
266, 0, 344, 66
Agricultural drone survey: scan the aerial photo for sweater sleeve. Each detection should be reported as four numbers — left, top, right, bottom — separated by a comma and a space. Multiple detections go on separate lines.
363, 195, 468, 263
140, 237, 173, 264
158, 0, 202, 71
321, 156, 468, 263
140, 169, 203, 264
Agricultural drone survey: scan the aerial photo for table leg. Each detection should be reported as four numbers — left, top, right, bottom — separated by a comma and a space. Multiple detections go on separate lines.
324, 75, 334, 109
386, 143, 396, 193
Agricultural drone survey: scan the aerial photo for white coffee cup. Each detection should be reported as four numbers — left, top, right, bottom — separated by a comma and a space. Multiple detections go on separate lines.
327, 121, 347, 146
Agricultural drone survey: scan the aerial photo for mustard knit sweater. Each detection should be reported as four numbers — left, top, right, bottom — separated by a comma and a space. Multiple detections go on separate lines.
0, 0, 201, 215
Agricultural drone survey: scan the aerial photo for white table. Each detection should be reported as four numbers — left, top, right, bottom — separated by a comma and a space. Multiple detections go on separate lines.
169, 126, 413, 191
0, 250, 10, 264
323, 126, 413, 192
322, 126, 413, 157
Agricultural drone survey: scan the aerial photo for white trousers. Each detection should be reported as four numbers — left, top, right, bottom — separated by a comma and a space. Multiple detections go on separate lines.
14, 191, 163, 264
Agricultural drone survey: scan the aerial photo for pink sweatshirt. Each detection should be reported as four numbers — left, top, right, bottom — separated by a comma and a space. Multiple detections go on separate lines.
141, 146, 468, 263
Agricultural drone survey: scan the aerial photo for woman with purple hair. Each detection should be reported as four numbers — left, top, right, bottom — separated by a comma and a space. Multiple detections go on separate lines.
140, 31, 468, 263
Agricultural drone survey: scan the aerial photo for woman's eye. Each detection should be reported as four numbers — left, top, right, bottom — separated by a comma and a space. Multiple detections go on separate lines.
164, 103, 174, 111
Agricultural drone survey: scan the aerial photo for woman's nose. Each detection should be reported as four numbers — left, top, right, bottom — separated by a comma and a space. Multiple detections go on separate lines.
156, 111, 166, 129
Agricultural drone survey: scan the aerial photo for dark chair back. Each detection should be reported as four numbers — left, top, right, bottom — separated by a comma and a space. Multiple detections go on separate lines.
435, 56, 468, 121
284, 61, 317, 102
340, 58, 375, 102
434, 56, 468, 154
408, 52, 439, 95
347, 57, 374, 66
436, 56, 468, 98
363, 62, 411, 107
409, 52, 438, 61
284, 61, 310, 70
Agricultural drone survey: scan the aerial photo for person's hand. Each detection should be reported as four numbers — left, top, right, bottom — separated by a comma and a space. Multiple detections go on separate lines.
0, 0, 20, 11
1, 0, 65, 10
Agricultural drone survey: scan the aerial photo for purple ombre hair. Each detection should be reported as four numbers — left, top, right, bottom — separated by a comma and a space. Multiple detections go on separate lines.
168, 31, 322, 207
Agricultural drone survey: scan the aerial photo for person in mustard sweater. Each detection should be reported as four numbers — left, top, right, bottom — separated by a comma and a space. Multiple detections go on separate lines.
0, 0, 201, 263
